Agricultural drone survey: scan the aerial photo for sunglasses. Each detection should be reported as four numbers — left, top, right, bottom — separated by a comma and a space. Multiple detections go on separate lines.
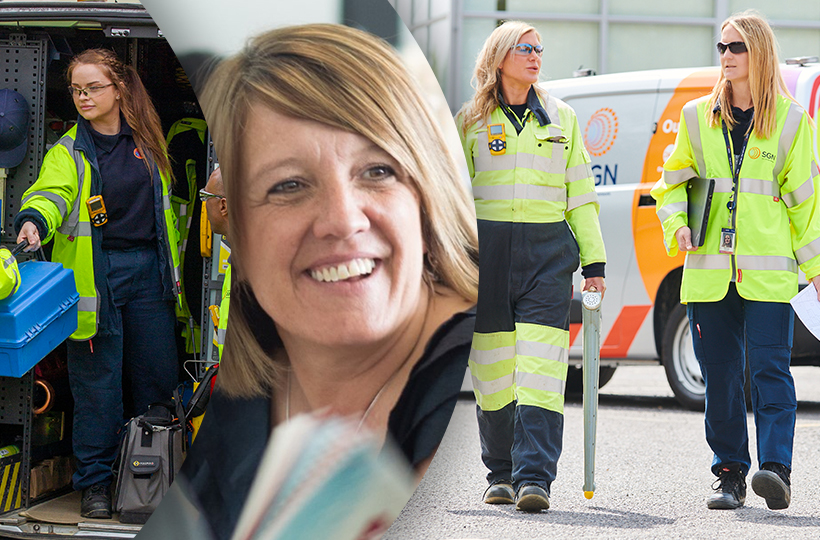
199, 188, 225, 202
716, 41, 747, 55
512, 43, 544, 57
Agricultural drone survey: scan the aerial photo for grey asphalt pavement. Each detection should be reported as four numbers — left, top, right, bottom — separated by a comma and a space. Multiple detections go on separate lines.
385, 365, 820, 539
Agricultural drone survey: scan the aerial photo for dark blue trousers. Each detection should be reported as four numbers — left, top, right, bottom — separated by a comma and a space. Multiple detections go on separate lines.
474, 220, 577, 494
687, 283, 795, 477
477, 403, 564, 492
67, 247, 178, 489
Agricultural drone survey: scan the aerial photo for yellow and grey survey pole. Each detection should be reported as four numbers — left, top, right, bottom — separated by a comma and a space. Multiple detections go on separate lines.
582, 289, 602, 499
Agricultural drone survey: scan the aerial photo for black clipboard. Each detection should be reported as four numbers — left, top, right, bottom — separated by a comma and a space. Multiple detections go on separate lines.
687, 177, 715, 248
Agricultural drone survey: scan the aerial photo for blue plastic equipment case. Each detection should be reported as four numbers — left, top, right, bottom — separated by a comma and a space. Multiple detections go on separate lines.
0, 261, 78, 378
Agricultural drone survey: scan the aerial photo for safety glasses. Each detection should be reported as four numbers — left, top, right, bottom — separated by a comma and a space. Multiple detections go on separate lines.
68, 83, 114, 98
199, 188, 225, 202
716, 41, 747, 55
512, 43, 544, 57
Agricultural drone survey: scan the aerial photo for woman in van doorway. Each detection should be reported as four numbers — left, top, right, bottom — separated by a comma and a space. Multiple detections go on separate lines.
14, 49, 181, 519
457, 20, 606, 512
652, 11, 820, 511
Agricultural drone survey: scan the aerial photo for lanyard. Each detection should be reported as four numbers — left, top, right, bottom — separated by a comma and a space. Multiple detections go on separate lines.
501, 104, 526, 134
720, 112, 753, 228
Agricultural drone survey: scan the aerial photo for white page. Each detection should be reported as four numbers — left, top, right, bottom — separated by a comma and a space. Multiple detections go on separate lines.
790, 282, 820, 342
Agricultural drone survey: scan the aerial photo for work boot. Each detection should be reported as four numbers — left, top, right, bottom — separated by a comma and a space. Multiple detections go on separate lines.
483, 481, 514, 504
80, 483, 112, 519
751, 462, 791, 510
707, 465, 746, 509
515, 484, 549, 512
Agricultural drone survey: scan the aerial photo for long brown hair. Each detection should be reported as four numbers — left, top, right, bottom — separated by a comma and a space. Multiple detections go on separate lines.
706, 11, 798, 139
202, 24, 479, 398
67, 49, 172, 181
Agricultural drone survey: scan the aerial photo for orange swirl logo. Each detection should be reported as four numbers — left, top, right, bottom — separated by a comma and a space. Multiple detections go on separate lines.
584, 108, 618, 157
748, 147, 761, 159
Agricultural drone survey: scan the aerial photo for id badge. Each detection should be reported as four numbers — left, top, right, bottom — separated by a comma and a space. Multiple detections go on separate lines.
719, 228, 736, 254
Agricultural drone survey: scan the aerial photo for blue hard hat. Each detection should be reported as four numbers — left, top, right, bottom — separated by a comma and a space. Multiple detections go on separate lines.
0, 89, 30, 169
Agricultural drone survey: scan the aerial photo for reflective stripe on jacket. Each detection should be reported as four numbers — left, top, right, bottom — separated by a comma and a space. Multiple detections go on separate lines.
651, 94, 820, 303
216, 262, 230, 360
20, 124, 181, 339
457, 93, 606, 267
166, 117, 208, 335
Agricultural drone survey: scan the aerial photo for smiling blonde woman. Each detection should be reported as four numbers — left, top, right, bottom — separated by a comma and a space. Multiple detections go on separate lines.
173, 23, 479, 540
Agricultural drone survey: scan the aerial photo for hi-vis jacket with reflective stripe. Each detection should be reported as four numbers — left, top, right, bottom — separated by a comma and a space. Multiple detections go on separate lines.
651, 94, 820, 303
215, 262, 230, 360
458, 93, 606, 267
19, 123, 182, 339
166, 117, 208, 354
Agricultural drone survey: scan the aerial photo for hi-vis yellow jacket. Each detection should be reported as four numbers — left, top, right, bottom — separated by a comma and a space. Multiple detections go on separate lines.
457, 93, 606, 267
19, 123, 181, 339
651, 94, 820, 303
215, 262, 230, 360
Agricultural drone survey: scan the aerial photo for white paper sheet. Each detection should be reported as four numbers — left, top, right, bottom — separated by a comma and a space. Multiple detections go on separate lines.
791, 282, 820, 342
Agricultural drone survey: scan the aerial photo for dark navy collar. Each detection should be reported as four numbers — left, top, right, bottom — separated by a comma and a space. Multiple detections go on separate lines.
498, 86, 550, 127
72, 116, 99, 170
75, 114, 133, 155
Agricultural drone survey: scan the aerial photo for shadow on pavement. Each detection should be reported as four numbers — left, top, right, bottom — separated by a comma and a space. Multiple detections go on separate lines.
736, 507, 820, 527
445, 505, 675, 529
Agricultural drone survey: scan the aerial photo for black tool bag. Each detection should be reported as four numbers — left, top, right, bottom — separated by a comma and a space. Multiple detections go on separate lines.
113, 389, 187, 524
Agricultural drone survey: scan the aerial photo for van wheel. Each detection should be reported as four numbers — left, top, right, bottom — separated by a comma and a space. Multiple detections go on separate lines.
565, 366, 617, 394
662, 304, 705, 410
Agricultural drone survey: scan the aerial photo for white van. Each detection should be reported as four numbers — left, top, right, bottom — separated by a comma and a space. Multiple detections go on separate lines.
543, 59, 820, 409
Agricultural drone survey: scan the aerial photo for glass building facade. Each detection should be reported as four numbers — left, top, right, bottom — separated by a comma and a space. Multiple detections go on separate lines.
389, 0, 820, 112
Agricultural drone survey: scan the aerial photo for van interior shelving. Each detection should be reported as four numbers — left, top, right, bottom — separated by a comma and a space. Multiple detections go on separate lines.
0, 3, 214, 537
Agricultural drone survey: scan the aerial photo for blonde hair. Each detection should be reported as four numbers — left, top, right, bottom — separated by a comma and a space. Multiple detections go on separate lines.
201, 23, 479, 398
457, 20, 546, 134
706, 10, 798, 139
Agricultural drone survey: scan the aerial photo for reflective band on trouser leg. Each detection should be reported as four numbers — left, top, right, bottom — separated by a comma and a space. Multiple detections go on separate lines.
514, 322, 569, 414
470, 331, 516, 411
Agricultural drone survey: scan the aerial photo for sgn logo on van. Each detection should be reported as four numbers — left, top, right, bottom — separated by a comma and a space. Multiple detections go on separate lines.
584, 108, 619, 185
584, 108, 618, 156
748, 146, 775, 162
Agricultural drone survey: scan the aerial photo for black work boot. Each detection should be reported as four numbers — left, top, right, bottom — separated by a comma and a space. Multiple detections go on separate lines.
707, 464, 746, 509
515, 484, 550, 512
80, 483, 112, 519
751, 462, 791, 510
483, 481, 515, 504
